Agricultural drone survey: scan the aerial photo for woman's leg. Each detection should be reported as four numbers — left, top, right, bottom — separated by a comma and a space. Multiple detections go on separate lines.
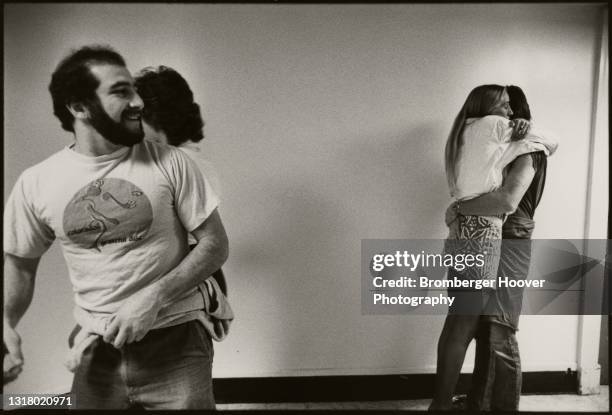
431, 215, 501, 410
467, 322, 494, 411
429, 314, 482, 410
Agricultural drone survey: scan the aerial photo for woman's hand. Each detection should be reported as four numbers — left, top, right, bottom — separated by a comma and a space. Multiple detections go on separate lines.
510, 118, 531, 140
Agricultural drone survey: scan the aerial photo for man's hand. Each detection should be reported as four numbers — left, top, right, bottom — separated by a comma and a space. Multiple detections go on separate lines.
103, 286, 162, 349
510, 118, 531, 140
3, 324, 24, 384
445, 202, 458, 227
4, 254, 39, 384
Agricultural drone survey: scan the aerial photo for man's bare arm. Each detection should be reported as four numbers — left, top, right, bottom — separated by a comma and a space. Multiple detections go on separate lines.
3, 254, 40, 383
445, 154, 537, 224
104, 209, 229, 348
4, 254, 39, 327
156, 209, 228, 307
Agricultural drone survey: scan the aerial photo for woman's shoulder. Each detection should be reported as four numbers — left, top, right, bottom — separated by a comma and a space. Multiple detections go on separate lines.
466, 115, 510, 128
478, 115, 511, 125
464, 115, 511, 142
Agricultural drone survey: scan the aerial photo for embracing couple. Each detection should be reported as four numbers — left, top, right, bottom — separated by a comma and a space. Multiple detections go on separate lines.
430, 85, 558, 411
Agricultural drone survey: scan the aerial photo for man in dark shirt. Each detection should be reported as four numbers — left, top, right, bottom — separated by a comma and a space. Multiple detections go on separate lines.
467, 150, 547, 411
444, 85, 553, 411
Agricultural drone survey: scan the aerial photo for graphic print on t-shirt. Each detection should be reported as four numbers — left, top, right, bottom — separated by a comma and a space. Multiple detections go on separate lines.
63, 178, 153, 251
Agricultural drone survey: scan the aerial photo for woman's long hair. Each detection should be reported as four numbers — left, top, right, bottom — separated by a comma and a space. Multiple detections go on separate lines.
445, 84, 506, 195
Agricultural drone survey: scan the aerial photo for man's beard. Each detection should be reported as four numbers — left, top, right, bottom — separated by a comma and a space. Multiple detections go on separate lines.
87, 99, 144, 147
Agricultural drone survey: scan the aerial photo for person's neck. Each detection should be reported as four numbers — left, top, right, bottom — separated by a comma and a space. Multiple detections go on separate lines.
72, 124, 125, 157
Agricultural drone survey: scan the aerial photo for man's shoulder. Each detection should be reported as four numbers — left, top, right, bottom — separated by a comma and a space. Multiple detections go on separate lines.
138, 140, 200, 181
177, 143, 212, 168
141, 139, 188, 162
19, 147, 70, 181
177, 142, 200, 158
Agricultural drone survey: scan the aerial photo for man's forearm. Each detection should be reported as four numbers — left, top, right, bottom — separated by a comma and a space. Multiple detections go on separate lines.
4, 254, 39, 327
459, 155, 537, 217
154, 238, 228, 308
103, 211, 229, 347
151, 213, 229, 309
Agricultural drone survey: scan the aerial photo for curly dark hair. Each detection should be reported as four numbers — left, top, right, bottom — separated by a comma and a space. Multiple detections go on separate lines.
48, 45, 126, 132
134, 66, 204, 146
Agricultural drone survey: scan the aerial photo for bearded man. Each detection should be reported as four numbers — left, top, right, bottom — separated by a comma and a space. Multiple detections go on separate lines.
3, 45, 227, 409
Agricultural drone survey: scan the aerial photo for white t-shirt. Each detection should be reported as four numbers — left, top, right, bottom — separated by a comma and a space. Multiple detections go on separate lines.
453, 115, 558, 200
178, 142, 222, 200
4, 140, 219, 314
177, 142, 222, 246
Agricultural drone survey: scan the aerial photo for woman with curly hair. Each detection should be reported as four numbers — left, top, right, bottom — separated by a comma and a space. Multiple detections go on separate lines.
135, 66, 231, 331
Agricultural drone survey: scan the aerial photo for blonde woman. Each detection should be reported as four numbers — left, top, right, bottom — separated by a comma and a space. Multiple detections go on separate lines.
430, 85, 557, 410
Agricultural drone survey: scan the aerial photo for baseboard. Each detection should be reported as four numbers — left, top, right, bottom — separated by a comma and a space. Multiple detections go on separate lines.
213, 371, 578, 403
22, 371, 578, 407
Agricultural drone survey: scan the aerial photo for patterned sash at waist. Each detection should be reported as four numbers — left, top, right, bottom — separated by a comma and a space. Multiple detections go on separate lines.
445, 215, 502, 283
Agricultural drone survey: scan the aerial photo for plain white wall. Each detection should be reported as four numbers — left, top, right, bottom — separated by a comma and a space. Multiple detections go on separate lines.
4, 3, 606, 394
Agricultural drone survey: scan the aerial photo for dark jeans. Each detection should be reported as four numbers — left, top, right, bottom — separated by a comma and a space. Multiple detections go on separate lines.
468, 322, 521, 411
482, 238, 533, 330
70, 320, 215, 410
467, 216, 534, 411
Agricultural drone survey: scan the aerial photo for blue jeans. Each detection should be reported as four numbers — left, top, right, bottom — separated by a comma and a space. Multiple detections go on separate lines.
70, 320, 215, 410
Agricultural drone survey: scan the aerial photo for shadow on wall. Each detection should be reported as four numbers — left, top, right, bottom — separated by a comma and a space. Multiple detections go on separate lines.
228, 121, 448, 371
334, 121, 449, 367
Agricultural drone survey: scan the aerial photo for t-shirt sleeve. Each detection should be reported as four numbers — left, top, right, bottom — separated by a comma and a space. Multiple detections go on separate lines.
166, 147, 220, 233
523, 123, 559, 156
4, 171, 55, 257
529, 150, 546, 170
492, 116, 513, 143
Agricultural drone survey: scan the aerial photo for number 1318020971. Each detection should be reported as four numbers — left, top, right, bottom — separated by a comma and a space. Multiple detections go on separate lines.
4, 394, 73, 408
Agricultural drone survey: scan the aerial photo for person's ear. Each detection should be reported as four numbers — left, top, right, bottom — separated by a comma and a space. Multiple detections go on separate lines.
67, 101, 90, 120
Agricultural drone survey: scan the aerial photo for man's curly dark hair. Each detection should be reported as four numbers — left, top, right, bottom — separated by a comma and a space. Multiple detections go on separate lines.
135, 66, 205, 146
49, 45, 126, 132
